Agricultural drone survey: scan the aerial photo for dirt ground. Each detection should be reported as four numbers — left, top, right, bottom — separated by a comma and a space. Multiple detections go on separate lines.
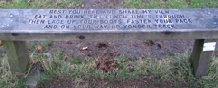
51, 40, 194, 60
39, 77, 182, 88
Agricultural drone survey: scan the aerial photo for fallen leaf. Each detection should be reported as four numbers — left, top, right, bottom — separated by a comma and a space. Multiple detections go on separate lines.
127, 65, 134, 72
81, 4, 84, 8
91, 62, 97, 70
146, 40, 155, 46
69, 5, 75, 9
82, 47, 88, 50
97, 42, 108, 48
0, 40, 2, 47
150, 40, 155, 45
66, 41, 73, 44
64, 54, 68, 60
111, 63, 116, 69
146, 57, 152, 60
104, 82, 108, 85
38, 45, 43, 53
157, 42, 162, 49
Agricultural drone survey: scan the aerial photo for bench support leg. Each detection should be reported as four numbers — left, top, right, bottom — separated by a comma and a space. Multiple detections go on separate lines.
2, 41, 29, 75
191, 39, 217, 77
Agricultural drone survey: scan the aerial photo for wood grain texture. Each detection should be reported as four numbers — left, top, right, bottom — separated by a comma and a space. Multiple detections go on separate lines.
0, 31, 218, 41
0, 9, 218, 41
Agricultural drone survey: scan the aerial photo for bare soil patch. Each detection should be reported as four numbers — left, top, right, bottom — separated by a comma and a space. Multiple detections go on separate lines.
39, 75, 191, 88
51, 40, 194, 60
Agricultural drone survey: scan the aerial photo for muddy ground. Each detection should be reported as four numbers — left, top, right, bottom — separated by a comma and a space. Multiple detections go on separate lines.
51, 40, 195, 60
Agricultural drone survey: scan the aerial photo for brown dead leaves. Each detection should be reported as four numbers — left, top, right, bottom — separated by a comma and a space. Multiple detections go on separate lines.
38, 45, 43, 53
65, 41, 73, 44
96, 41, 109, 48
81, 4, 85, 8
0, 40, 2, 47
95, 57, 116, 72
91, 41, 118, 72
82, 47, 88, 50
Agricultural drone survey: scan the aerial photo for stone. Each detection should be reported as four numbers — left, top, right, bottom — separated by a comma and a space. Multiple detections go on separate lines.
25, 70, 40, 88
43, 53, 53, 60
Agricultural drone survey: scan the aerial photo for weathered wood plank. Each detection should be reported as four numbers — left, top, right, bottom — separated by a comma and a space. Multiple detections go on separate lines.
191, 39, 217, 77
2, 41, 29, 74
0, 9, 218, 41
0, 31, 218, 41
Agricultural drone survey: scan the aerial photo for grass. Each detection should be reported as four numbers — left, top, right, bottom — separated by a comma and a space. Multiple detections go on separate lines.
122, 0, 218, 9
0, 0, 84, 9
1, 50, 218, 87
0, 0, 218, 87
28, 41, 54, 53
1, 0, 217, 9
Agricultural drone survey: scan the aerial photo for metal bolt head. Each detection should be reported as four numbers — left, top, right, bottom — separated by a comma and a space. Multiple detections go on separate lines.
10, 14, 13, 17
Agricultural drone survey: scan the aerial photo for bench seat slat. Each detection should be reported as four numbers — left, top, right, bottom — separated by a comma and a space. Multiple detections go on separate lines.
0, 9, 218, 41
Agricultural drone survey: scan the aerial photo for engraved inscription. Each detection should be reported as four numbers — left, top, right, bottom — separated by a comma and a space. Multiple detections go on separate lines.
29, 19, 45, 24
23, 9, 199, 30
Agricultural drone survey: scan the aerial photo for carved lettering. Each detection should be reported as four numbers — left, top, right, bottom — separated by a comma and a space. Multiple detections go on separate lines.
74, 25, 90, 29
127, 19, 151, 24
156, 15, 185, 18
95, 25, 107, 29
131, 15, 151, 18
119, 10, 139, 14
35, 15, 46, 18
142, 10, 151, 14
84, 10, 99, 14
175, 19, 192, 23
44, 25, 57, 29
24, 9, 197, 30
154, 10, 169, 14
68, 10, 80, 14
49, 10, 66, 14
49, 15, 62, 18
154, 24, 174, 28
112, 25, 120, 28
155, 19, 172, 24
48, 20, 64, 24
29, 19, 45, 24
65, 15, 84, 18
123, 25, 151, 29
61, 25, 70, 29
67, 20, 77, 24
103, 10, 115, 14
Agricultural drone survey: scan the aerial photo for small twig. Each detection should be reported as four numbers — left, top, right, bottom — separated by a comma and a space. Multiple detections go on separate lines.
24, 46, 38, 78
212, 72, 218, 79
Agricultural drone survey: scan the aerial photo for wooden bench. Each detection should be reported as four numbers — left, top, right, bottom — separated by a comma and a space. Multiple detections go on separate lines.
0, 9, 217, 77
